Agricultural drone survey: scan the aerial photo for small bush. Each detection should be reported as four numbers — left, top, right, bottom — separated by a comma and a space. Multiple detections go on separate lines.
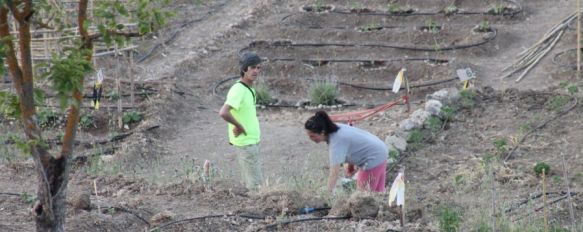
441, 105, 457, 122
477, 20, 491, 32
79, 114, 95, 129
106, 90, 119, 101
407, 129, 423, 143
546, 95, 569, 111
37, 109, 58, 128
255, 83, 273, 105
122, 111, 143, 124
493, 138, 507, 154
566, 84, 579, 95
439, 206, 461, 232
459, 89, 476, 108
388, 149, 399, 162
309, 80, 338, 106
489, 4, 505, 15
534, 161, 550, 176
442, 4, 458, 15
426, 116, 443, 132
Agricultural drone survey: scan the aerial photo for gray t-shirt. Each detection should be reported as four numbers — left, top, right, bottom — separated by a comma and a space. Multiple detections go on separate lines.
329, 124, 388, 170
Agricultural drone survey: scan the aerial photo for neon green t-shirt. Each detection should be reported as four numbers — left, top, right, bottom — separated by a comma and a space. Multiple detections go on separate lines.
224, 82, 260, 146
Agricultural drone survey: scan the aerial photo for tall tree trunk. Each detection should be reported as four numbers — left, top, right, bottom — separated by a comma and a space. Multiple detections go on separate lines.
0, 1, 75, 231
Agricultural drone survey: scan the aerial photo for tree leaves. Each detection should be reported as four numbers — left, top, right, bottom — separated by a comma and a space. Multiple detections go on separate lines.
39, 49, 93, 111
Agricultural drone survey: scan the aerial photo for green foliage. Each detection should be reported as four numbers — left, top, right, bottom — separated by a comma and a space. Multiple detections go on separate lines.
135, 0, 175, 35
489, 4, 505, 15
37, 109, 58, 128
388, 4, 412, 14
122, 111, 143, 124
476, 220, 492, 232
0, 36, 8, 75
426, 116, 443, 132
309, 80, 338, 106
388, 149, 399, 162
459, 89, 476, 108
453, 174, 464, 186
441, 105, 457, 122
0, 91, 20, 119
39, 49, 93, 110
106, 90, 120, 101
493, 138, 507, 154
425, 19, 440, 33
79, 114, 95, 129
359, 22, 382, 32
407, 130, 423, 143
566, 84, 579, 95
534, 161, 550, 176
439, 206, 461, 232
442, 4, 458, 15
20, 192, 37, 205
546, 95, 569, 111
255, 83, 273, 105
477, 20, 491, 32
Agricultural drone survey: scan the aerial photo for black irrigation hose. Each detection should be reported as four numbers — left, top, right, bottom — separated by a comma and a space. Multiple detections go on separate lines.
0, 192, 22, 197
99, 205, 151, 227
149, 213, 267, 232
258, 216, 351, 231
268, 57, 450, 65
136, 1, 230, 63
552, 48, 580, 70
243, 28, 496, 53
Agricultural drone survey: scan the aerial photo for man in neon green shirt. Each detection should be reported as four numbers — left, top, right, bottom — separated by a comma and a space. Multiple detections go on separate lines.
219, 52, 264, 189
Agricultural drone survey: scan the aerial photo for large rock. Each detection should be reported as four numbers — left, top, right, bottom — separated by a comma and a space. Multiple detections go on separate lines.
398, 118, 418, 131
385, 135, 407, 152
426, 88, 460, 105
69, 192, 91, 211
424, 99, 443, 116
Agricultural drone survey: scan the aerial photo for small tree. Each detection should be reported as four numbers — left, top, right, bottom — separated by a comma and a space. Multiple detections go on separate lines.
0, 1, 171, 231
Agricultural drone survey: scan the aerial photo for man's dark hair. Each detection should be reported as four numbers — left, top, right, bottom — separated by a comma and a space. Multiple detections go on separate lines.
239, 52, 262, 77
305, 111, 339, 135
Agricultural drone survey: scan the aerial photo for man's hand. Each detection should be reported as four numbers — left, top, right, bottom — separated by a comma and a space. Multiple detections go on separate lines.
233, 125, 247, 137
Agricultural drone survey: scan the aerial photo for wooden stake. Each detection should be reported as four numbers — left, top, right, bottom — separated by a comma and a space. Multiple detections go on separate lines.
93, 180, 100, 213
115, 44, 123, 129
577, 0, 581, 78
542, 169, 548, 232
128, 46, 135, 108
560, 151, 576, 229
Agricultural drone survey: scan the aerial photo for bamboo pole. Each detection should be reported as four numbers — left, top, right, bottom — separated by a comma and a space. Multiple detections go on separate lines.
115, 44, 122, 129
128, 46, 134, 107
560, 151, 576, 229
542, 169, 548, 232
577, 0, 581, 78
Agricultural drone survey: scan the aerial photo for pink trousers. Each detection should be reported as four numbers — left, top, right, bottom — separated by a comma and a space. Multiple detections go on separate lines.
356, 161, 387, 192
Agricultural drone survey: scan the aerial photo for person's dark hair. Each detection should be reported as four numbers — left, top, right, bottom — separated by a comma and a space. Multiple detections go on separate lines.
304, 110, 339, 135
239, 52, 262, 77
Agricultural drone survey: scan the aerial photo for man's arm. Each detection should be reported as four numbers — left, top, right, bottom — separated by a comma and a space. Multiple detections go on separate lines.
327, 164, 341, 193
219, 104, 246, 137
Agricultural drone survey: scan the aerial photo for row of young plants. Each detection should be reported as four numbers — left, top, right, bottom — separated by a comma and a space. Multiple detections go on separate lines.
412, 84, 581, 231
305, 1, 516, 16
254, 79, 339, 106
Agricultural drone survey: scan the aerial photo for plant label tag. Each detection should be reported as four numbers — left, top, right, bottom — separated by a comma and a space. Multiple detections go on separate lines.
457, 68, 475, 81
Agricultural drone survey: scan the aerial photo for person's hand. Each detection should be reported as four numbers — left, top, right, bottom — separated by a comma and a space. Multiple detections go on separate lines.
233, 125, 247, 137
345, 163, 355, 177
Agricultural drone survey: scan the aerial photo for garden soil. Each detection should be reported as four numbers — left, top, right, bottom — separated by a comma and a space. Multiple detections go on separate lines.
2, 0, 583, 231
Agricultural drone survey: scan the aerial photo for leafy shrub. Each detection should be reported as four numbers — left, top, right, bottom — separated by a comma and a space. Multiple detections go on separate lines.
442, 4, 458, 15
441, 105, 457, 122
0, 91, 20, 119
439, 206, 461, 232
407, 129, 423, 143
566, 84, 579, 95
546, 95, 569, 111
79, 114, 95, 129
37, 109, 58, 128
255, 83, 273, 105
477, 20, 491, 32
122, 111, 143, 124
493, 138, 507, 154
534, 161, 550, 176
309, 80, 337, 106
459, 89, 476, 108
426, 116, 443, 132
106, 90, 119, 101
